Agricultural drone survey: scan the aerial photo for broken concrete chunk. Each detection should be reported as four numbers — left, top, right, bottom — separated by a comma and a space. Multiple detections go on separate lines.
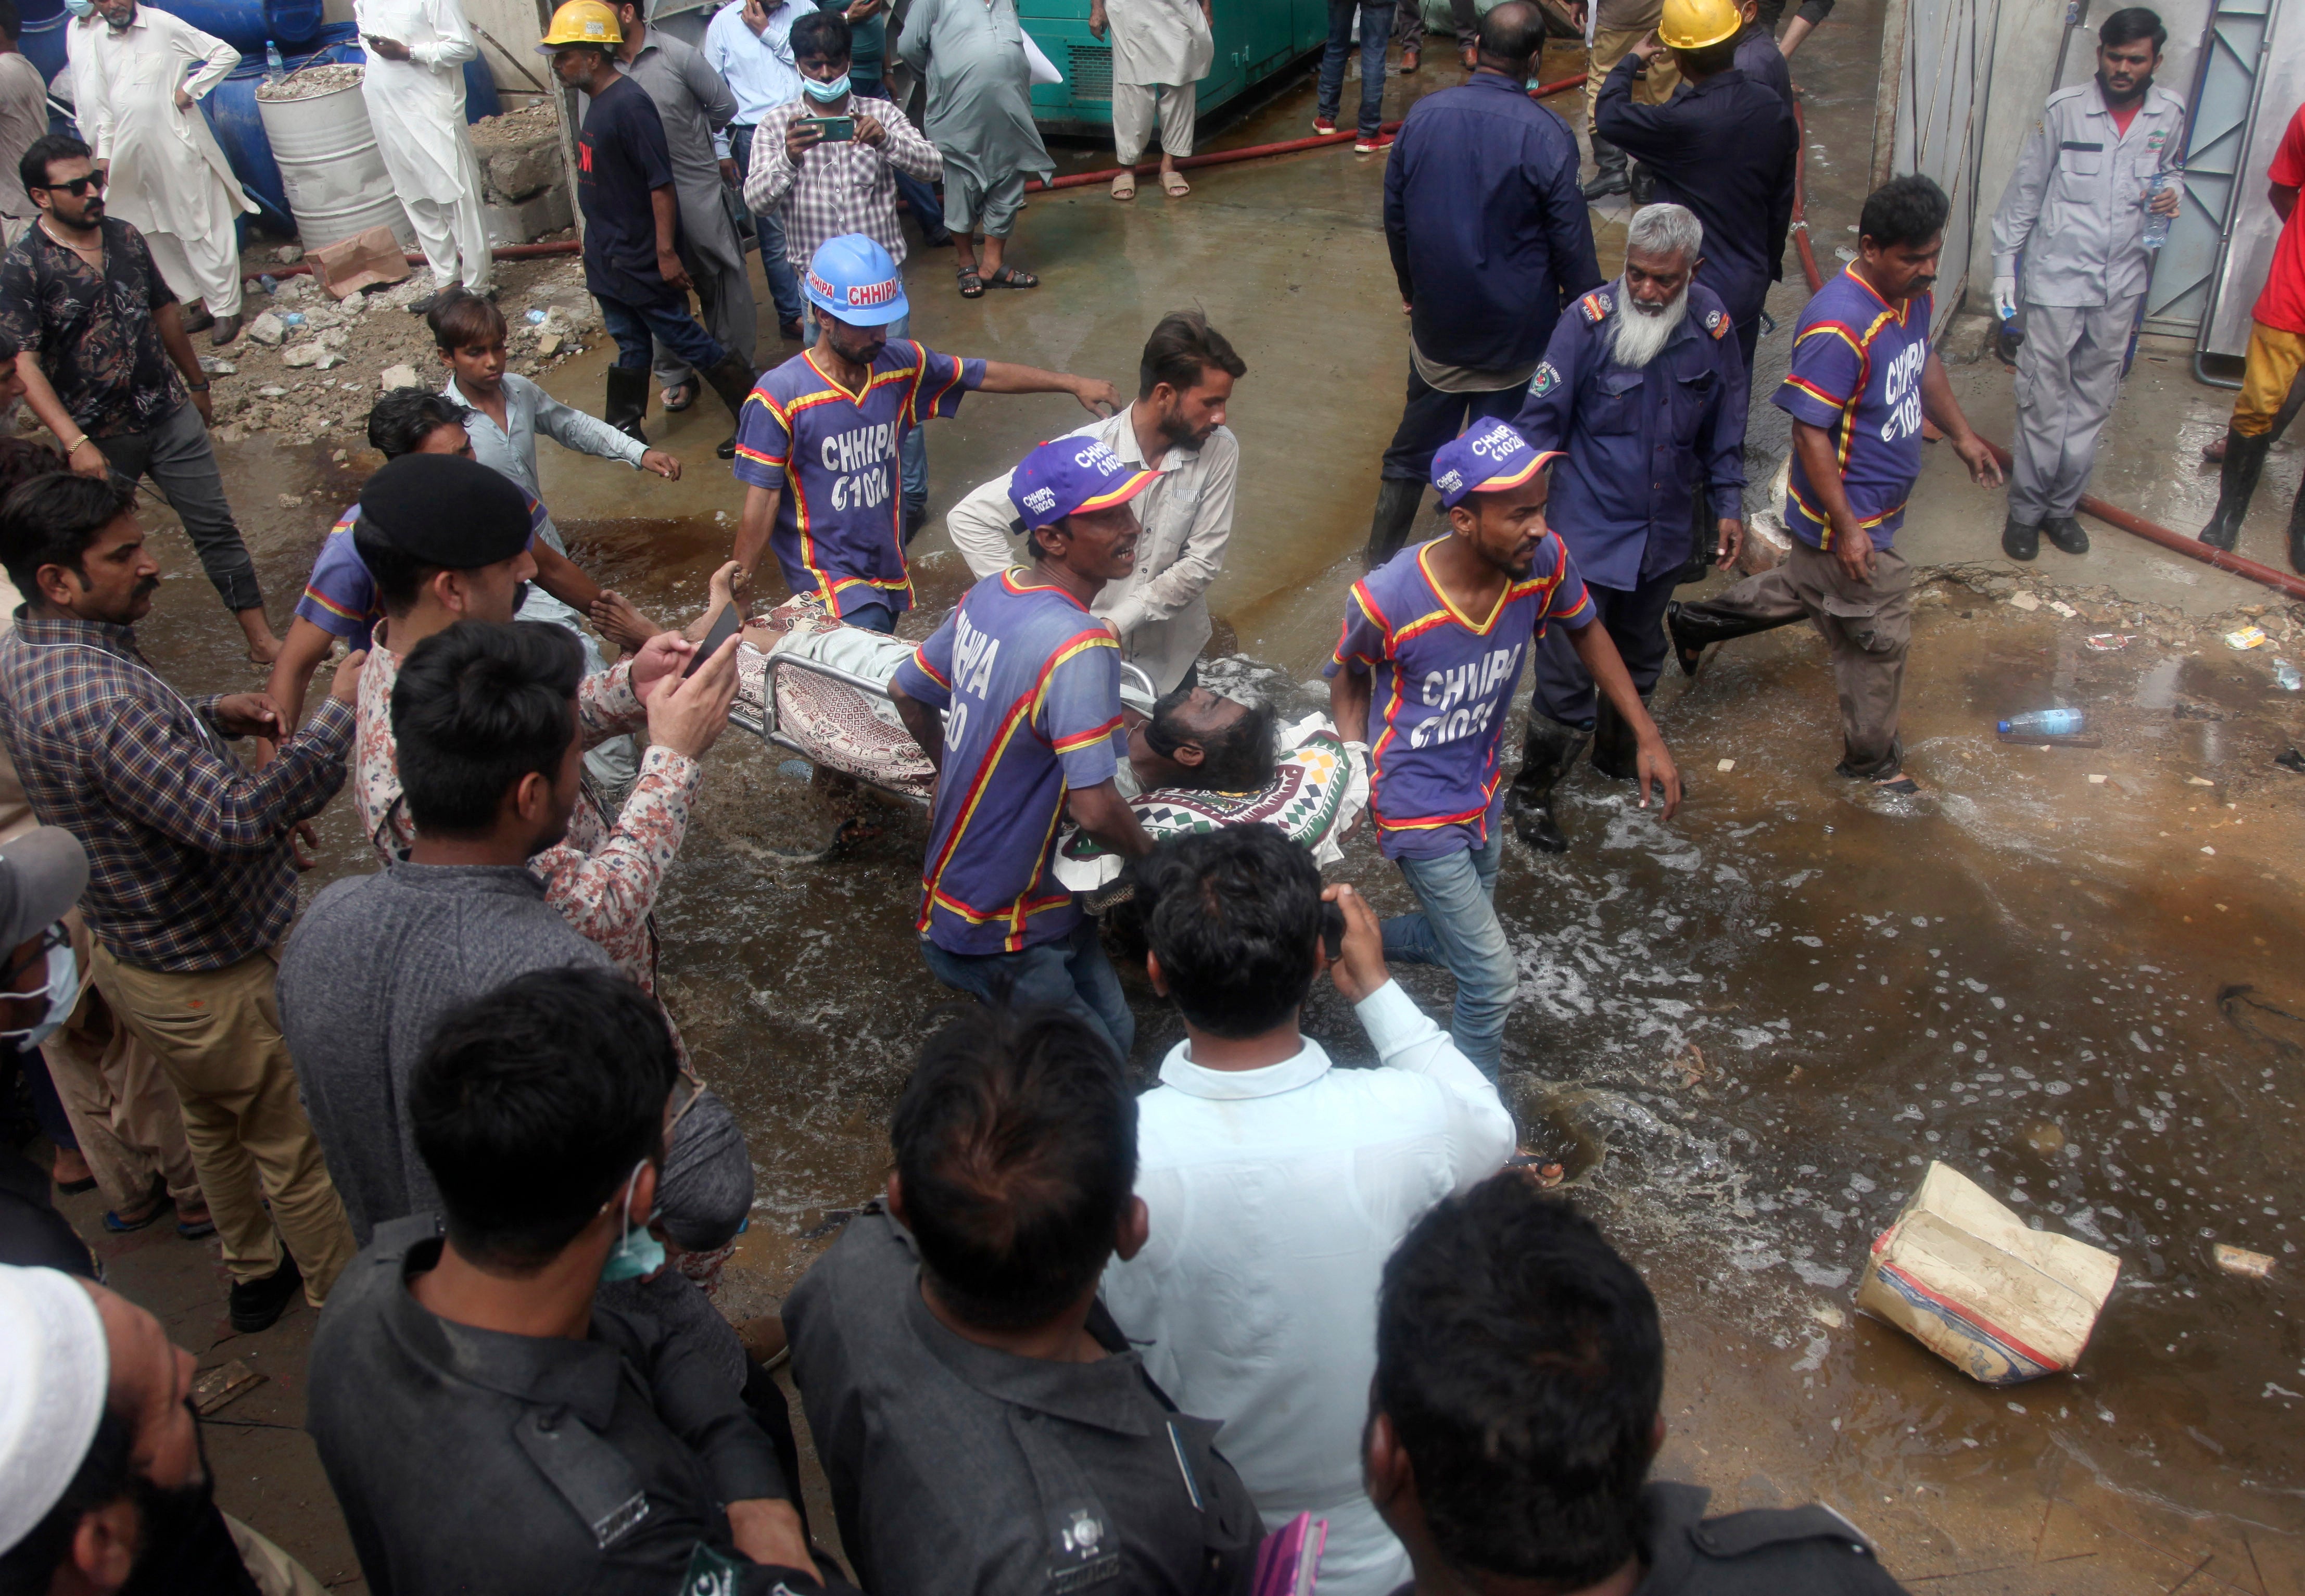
1854, 1161, 2119, 1385
538, 333, 563, 356
2008, 591, 2042, 612
318, 328, 349, 349
378, 363, 420, 391
245, 312, 286, 347
191, 1359, 264, 1416
2213, 1243, 2274, 1278
281, 343, 327, 368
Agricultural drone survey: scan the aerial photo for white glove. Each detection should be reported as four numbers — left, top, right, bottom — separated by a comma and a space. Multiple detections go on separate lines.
1992, 275, 2018, 321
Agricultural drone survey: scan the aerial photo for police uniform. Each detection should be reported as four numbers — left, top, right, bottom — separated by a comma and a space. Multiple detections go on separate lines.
1594, 55, 1798, 375
1989, 77, 2186, 549
1386, 1481, 1908, 1596
1507, 281, 1746, 850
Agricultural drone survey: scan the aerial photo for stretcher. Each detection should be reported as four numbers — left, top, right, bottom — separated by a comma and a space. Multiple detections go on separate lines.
728, 601, 1371, 873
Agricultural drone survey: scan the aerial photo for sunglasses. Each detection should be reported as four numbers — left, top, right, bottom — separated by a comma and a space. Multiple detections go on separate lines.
37, 173, 106, 196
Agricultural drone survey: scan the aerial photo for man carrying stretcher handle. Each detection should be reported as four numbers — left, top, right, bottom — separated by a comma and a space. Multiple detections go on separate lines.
890, 436, 1158, 1061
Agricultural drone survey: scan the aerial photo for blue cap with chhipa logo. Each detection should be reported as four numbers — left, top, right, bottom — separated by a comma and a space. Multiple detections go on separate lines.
1007, 436, 1158, 530
802, 234, 910, 326
1428, 421, 1561, 509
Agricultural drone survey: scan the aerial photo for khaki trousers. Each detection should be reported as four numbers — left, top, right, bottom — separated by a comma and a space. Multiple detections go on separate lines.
1586, 26, 1680, 127
92, 945, 354, 1302
2231, 320, 2305, 438
1113, 79, 1198, 164
1677, 541, 1913, 777
41, 955, 205, 1217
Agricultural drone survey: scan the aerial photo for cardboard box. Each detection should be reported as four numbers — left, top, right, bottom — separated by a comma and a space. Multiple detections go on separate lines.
1855, 1162, 2120, 1386
307, 226, 411, 300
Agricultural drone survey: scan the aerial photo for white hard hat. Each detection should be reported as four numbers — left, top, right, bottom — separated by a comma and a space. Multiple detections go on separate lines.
0, 1264, 108, 1555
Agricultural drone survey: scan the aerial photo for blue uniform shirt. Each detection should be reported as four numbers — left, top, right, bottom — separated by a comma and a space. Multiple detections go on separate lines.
1325, 538, 1593, 861
733, 341, 983, 619
1777, 268, 1935, 550
1514, 282, 1749, 592
1382, 71, 1603, 374
1594, 60, 1798, 330
892, 573, 1124, 955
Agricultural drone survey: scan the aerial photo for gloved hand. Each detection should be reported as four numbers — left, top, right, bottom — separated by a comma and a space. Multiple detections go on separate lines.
1992, 275, 2018, 320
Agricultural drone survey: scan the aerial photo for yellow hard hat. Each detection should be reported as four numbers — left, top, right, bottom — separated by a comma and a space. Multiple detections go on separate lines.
1658, 0, 1741, 49
536, 0, 620, 51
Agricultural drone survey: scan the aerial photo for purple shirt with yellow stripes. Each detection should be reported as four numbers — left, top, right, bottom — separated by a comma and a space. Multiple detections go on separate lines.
294, 498, 549, 651
892, 572, 1124, 955
1775, 267, 1934, 551
1325, 536, 1593, 862
731, 341, 985, 619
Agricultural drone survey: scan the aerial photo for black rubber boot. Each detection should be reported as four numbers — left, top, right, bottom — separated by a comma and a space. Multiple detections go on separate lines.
1364, 477, 1424, 566
1664, 598, 1783, 678
2043, 515, 2089, 555
604, 365, 650, 445
702, 351, 762, 460
2200, 428, 2271, 552
1582, 136, 1629, 199
2288, 482, 2305, 575
2001, 515, 2040, 561
1589, 693, 1650, 780
1509, 714, 1590, 853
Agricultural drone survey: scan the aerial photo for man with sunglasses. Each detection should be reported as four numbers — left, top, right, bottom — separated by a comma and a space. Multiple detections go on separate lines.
0, 133, 283, 666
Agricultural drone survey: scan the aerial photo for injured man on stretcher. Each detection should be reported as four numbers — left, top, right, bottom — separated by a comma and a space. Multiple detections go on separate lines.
713, 581, 1369, 871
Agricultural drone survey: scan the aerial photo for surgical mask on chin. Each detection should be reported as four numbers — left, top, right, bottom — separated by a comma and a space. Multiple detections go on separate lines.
599, 1158, 666, 1284
63, 0, 93, 17
1, 930, 80, 1049
801, 72, 850, 103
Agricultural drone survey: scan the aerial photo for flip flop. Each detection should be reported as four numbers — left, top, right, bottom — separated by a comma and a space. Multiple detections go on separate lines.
661, 378, 699, 412
1111, 170, 1136, 201
103, 1194, 171, 1234
176, 1209, 217, 1239
54, 1174, 95, 1195
983, 265, 1040, 289
1161, 171, 1190, 197
1869, 772, 1922, 796
957, 265, 984, 299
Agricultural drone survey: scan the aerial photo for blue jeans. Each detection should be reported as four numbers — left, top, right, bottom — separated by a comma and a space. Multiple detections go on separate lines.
852, 78, 949, 244
1320, 0, 1390, 137
843, 600, 897, 633
597, 290, 726, 375
1381, 828, 1513, 1078
727, 122, 807, 327
921, 918, 1136, 1061
801, 305, 930, 512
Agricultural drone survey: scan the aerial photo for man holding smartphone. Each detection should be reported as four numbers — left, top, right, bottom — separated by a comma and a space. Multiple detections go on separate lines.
743, 9, 945, 538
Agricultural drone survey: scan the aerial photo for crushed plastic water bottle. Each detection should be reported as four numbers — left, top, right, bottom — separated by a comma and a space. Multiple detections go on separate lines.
525, 308, 548, 325
2142, 168, 2177, 250
256, 274, 277, 295
2276, 657, 2303, 691
1998, 708, 2086, 737
279, 311, 304, 327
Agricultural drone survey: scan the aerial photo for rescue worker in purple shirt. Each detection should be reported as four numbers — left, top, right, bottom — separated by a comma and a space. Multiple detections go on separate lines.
1328, 423, 1681, 1080
890, 437, 1157, 1059
1508, 202, 1745, 855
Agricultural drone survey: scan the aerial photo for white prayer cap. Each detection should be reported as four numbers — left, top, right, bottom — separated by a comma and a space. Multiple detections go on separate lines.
0, 1264, 109, 1555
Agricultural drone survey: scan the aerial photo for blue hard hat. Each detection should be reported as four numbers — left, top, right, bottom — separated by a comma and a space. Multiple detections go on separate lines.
803, 234, 910, 327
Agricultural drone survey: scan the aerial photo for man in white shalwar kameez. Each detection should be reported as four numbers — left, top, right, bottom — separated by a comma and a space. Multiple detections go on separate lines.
355, 0, 493, 310
1091, 0, 1211, 201
81, 0, 253, 343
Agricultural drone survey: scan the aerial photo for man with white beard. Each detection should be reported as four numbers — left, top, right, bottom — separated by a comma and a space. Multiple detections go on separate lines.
1506, 203, 1745, 853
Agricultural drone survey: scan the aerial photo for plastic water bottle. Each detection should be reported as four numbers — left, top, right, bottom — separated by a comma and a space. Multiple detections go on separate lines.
1998, 708, 2086, 737
264, 39, 285, 82
2142, 168, 2176, 251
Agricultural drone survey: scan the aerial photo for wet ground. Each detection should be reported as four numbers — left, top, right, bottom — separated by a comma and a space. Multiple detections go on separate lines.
55, 1, 2305, 1589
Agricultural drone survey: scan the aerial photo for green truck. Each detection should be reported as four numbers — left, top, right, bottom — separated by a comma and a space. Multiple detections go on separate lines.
1017, 0, 1340, 137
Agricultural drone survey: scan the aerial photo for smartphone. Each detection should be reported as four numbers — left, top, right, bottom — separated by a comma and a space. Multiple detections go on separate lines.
686, 604, 743, 677
1320, 901, 1346, 963
805, 115, 856, 144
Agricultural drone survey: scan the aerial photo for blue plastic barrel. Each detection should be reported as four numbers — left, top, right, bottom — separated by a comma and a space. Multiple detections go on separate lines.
199, 24, 503, 236
150, 0, 323, 51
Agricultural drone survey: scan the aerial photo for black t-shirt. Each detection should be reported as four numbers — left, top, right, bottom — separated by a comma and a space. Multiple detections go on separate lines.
578, 74, 682, 308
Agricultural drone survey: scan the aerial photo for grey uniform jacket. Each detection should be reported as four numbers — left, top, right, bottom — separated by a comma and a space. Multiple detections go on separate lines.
1990, 78, 2186, 308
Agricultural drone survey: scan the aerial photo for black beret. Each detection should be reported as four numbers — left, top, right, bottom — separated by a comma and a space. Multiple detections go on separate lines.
357, 453, 532, 569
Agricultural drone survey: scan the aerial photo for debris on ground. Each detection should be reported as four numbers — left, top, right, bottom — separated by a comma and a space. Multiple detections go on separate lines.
1853, 1161, 2120, 1386
2227, 625, 2270, 650
2213, 1243, 2275, 1279
2084, 633, 2132, 650
190, 1358, 265, 1415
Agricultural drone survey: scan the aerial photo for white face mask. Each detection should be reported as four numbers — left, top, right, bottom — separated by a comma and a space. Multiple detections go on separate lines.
62, 0, 93, 18
1, 928, 80, 1049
